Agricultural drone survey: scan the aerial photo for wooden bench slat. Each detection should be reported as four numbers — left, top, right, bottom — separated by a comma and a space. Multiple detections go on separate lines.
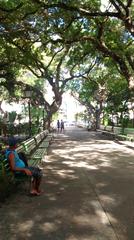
39, 141, 49, 148
0, 130, 51, 190
0, 158, 28, 184
32, 148, 47, 159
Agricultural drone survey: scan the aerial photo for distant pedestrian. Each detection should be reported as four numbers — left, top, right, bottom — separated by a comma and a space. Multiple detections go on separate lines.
60, 120, 64, 132
57, 120, 60, 132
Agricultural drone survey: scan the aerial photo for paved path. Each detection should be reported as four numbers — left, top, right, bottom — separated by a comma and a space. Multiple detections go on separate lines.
0, 127, 134, 240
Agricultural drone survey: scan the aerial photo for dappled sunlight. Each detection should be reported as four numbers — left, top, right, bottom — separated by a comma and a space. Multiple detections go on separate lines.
90, 200, 111, 225
63, 160, 99, 170
52, 138, 133, 157
45, 180, 59, 185
98, 194, 119, 208
42, 158, 53, 163
0, 202, 117, 240
39, 222, 59, 233
58, 154, 75, 161
96, 182, 107, 188
45, 165, 78, 179
99, 160, 112, 167
50, 137, 134, 174
17, 220, 34, 232
0, 128, 134, 240
56, 169, 78, 179
45, 194, 57, 201
66, 236, 80, 240
73, 213, 97, 227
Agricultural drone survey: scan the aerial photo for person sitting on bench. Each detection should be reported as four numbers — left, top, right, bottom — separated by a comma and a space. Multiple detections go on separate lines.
5, 137, 43, 196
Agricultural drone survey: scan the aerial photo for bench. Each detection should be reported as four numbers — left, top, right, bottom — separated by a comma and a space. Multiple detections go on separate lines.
32, 133, 53, 161
22, 131, 52, 162
126, 134, 134, 141
0, 130, 52, 195
101, 130, 127, 141
34, 131, 48, 145
99, 125, 134, 142
113, 128, 134, 141
124, 128, 134, 142
39, 134, 53, 148
34, 133, 42, 146
0, 155, 31, 195
100, 129, 115, 139
21, 134, 50, 166
41, 129, 49, 139
0, 156, 14, 183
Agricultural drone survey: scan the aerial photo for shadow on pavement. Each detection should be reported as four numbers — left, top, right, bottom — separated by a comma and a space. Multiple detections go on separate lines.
0, 127, 134, 240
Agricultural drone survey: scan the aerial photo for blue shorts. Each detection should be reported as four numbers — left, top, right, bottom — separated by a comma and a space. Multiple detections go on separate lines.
26, 166, 42, 179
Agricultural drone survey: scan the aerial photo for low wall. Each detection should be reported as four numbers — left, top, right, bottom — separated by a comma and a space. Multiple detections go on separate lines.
100, 125, 134, 135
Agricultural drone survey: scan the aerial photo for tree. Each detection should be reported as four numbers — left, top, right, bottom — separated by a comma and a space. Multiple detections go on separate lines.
25, 0, 133, 90
68, 60, 130, 129
0, 0, 134, 129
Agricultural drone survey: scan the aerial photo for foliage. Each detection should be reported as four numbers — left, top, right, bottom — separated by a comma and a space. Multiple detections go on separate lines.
0, 0, 134, 127
8, 111, 17, 123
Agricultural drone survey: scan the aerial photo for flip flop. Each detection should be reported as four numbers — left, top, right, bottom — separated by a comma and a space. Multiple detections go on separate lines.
30, 192, 38, 197
37, 190, 44, 194
30, 190, 40, 196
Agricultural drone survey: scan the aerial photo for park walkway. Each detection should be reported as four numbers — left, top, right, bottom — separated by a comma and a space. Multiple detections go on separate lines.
0, 126, 134, 240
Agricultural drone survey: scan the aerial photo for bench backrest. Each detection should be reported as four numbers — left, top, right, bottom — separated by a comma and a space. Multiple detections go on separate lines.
113, 127, 123, 134
40, 132, 45, 141
34, 130, 49, 146
34, 134, 42, 146
0, 156, 15, 181
22, 138, 37, 155
42, 130, 49, 138
0, 155, 30, 183
2, 158, 12, 175
124, 128, 134, 135
43, 135, 52, 142
16, 144, 24, 153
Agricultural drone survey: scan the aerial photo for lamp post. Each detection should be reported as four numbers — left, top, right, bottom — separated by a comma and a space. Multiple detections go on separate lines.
24, 90, 32, 137
95, 104, 99, 130
42, 107, 45, 130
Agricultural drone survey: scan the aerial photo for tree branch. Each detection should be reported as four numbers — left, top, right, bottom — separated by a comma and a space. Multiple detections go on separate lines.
46, 47, 64, 70
55, 47, 69, 83
109, 0, 122, 12
126, 0, 133, 8
0, 3, 23, 12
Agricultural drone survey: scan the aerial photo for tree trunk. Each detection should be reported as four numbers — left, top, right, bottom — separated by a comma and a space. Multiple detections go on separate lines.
95, 109, 101, 130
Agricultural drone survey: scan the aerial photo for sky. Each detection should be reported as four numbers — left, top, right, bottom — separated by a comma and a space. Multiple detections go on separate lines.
101, 0, 110, 11
59, 91, 86, 121
1, 101, 22, 114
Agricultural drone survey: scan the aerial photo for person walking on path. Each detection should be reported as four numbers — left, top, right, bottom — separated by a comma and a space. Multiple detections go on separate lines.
57, 120, 60, 132
60, 119, 64, 132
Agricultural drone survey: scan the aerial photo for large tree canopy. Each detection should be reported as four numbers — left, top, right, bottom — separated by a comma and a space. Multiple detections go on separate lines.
0, 0, 134, 127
